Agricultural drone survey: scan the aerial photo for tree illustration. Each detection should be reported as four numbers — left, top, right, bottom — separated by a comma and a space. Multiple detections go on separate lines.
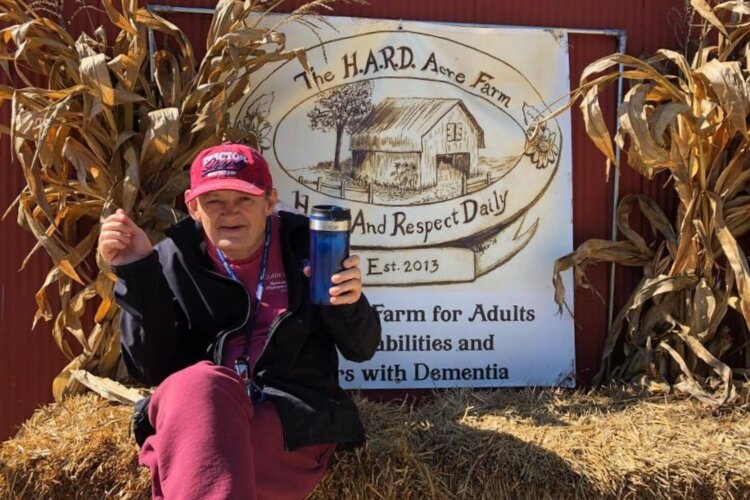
307, 81, 374, 171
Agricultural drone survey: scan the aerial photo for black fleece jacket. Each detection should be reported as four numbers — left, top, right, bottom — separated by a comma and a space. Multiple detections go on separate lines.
113, 211, 382, 450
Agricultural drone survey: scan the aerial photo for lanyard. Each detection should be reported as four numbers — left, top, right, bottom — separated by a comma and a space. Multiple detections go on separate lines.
216, 216, 271, 402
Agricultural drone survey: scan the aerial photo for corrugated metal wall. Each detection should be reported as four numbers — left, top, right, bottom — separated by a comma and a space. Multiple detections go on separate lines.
0, 0, 685, 440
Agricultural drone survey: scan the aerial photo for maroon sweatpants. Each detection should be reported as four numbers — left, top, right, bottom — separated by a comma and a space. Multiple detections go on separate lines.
139, 361, 335, 499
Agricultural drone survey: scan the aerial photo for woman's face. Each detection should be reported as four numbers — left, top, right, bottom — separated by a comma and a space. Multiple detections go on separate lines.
187, 188, 277, 260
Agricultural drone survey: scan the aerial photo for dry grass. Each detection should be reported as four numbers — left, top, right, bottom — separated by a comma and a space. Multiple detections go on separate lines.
2, 387, 749, 499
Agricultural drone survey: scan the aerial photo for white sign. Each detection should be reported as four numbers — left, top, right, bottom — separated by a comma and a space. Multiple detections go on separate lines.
232, 16, 575, 388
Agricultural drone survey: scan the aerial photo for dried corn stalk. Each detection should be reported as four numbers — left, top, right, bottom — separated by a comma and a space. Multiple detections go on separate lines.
0, 0, 345, 399
549, 0, 750, 406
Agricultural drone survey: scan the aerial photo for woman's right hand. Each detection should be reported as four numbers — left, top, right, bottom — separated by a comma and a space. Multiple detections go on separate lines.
98, 209, 154, 266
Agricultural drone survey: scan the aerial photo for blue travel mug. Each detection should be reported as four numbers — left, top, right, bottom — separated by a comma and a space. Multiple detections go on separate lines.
309, 205, 351, 305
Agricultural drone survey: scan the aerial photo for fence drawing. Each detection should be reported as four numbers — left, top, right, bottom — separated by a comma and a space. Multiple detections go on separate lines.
464, 171, 494, 195
298, 176, 375, 203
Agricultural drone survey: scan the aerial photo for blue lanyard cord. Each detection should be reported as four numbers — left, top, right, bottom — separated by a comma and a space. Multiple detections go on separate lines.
216, 216, 272, 361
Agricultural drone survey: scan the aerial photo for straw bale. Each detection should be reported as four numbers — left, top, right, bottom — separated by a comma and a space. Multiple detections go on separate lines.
2, 387, 749, 499
0, 394, 149, 499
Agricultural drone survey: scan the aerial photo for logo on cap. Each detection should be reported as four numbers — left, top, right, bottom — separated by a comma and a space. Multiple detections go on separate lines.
201, 152, 248, 178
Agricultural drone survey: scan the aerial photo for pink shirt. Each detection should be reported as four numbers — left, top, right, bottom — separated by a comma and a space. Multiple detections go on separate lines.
206, 215, 289, 371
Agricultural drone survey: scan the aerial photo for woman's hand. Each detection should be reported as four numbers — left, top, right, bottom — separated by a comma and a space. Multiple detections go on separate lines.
98, 209, 154, 266
304, 255, 362, 305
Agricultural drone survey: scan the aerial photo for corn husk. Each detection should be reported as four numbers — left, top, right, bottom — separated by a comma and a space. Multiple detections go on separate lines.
0, 0, 364, 399
544, 0, 750, 406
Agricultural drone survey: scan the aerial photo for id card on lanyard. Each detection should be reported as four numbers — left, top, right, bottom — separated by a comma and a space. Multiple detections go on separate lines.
216, 216, 271, 404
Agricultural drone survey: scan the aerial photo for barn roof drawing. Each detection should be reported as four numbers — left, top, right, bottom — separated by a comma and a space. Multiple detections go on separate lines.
350, 98, 486, 152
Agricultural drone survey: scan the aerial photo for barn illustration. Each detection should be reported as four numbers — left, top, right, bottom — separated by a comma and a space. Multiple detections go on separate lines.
350, 98, 486, 190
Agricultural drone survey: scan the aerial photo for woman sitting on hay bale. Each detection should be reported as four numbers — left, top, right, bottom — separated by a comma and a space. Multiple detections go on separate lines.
98, 142, 382, 499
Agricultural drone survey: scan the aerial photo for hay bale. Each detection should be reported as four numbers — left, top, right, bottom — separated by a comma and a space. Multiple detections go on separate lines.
0, 394, 149, 499
315, 388, 750, 499
2, 388, 749, 499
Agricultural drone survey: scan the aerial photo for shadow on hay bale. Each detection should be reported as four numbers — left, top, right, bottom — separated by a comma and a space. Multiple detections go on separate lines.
2, 388, 750, 499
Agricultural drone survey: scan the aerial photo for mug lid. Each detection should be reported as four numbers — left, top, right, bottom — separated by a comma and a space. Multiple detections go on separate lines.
310, 205, 351, 221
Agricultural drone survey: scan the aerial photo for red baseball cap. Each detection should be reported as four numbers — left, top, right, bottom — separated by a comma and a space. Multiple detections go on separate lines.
184, 143, 273, 203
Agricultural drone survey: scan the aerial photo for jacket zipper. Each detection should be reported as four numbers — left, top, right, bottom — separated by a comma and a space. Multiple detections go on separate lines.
253, 309, 294, 378
253, 254, 303, 378
209, 271, 251, 364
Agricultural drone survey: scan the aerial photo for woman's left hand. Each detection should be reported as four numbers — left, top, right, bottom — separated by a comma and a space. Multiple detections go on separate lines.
304, 255, 362, 305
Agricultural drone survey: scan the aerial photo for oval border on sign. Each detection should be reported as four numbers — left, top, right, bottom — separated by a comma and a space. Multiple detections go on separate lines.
234, 28, 564, 249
